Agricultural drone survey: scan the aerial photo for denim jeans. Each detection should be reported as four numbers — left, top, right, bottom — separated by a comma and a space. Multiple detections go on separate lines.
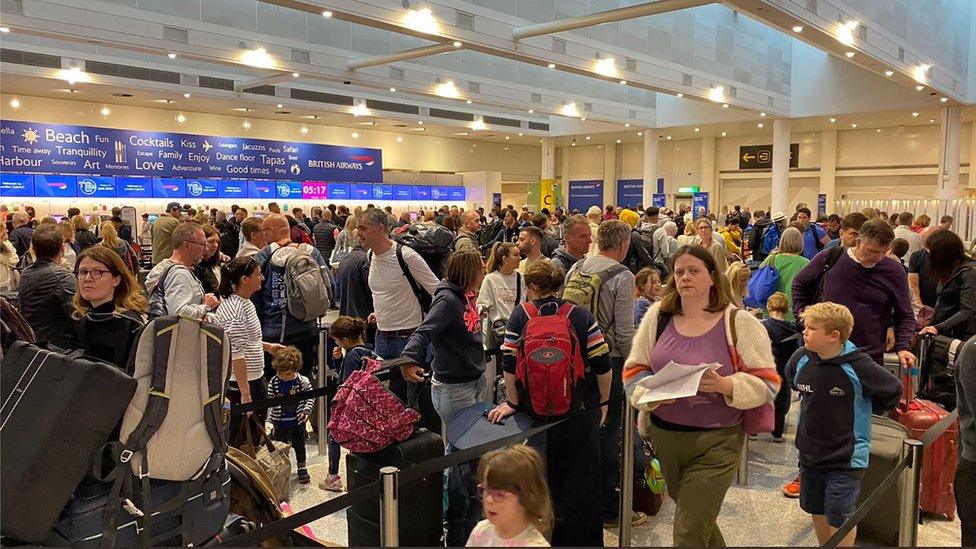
432, 375, 485, 547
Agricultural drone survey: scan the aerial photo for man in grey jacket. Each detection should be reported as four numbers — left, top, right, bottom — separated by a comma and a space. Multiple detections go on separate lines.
564, 219, 640, 527
145, 222, 218, 320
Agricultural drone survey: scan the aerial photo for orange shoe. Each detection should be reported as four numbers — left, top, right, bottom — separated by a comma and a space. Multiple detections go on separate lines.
782, 476, 800, 498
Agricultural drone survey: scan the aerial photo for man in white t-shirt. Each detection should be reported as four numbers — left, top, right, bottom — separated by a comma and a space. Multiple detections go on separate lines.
358, 208, 439, 406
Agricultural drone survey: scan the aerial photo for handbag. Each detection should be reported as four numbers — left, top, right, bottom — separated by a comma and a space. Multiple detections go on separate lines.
240, 414, 292, 502
728, 308, 776, 434
633, 439, 664, 516
743, 254, 779, 308
483, 273, 521, 350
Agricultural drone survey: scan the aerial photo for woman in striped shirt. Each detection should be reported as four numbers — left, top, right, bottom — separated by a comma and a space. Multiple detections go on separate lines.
211, 256, 284, 446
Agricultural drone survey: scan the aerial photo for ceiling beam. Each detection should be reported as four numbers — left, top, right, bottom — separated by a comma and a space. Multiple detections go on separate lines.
512, 0, 715, 41
348, 43, 458, 71
234, 72, 293, 92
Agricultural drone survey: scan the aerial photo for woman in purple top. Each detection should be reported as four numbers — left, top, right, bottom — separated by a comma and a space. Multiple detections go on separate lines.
624, 245, 778, 546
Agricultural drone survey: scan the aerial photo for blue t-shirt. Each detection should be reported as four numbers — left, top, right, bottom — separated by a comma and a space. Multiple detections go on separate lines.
340, 345, 375, 382
802, 224, 827, 259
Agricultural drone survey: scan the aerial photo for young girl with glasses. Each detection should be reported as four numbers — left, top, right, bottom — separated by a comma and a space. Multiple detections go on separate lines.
466, 445, 553, 547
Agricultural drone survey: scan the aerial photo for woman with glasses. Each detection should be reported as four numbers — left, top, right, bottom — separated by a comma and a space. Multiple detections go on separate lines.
696, 218, 729, 273
72, 247, 147, 369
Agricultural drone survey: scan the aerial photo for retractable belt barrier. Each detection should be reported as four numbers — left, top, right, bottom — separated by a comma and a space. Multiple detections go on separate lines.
823, 408, 960, 548
218, 411, 585, 546
229, 386, 331, 415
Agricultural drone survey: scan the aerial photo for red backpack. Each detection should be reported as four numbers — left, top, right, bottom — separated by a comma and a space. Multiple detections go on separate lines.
328, 356, 421, 453
515, 302, 586, 421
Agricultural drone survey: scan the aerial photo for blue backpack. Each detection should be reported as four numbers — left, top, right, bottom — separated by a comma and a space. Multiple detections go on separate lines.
761, 224, 782, 256
744, 255, 780, 309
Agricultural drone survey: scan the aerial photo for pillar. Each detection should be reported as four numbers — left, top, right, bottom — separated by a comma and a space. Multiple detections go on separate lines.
819, 128, 837, 210
642, 131, 658, 207
771, 118, 790, 215
560, 144, 570, 208
603, 142, 617, 207
540, 137, 556, 210
700, 136, 716, 210
936, 105, 963, 199
970, 121, 976, 189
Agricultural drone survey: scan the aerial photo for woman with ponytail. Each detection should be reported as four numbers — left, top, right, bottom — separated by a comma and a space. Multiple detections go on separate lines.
477, 242, 526, 350
209, 255, 285, 446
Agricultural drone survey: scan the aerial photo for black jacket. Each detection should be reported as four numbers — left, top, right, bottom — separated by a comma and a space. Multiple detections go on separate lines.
76, 228, 98, 251
933, 262, 976, 339
313, 220, 338, 262
785, 342, 902, 471
73, 301, 144, 370
401, 280, 484, 384
749, 219, 771, 261
337, 247, 372, 319
762, 318, 800, 374
541, 233, 559, 259
18, 259, 77, 349
10, 225, 33, 257
492, 225, 519, 245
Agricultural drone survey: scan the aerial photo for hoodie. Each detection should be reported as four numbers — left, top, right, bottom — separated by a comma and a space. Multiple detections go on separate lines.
549, 247, 581, 275
785, 341, 902, 471
401, 280, 485, 384
145, 258, 208, 320
252, 242, 329, 340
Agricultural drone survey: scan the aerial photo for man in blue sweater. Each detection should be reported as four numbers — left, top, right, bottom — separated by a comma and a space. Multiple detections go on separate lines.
785, 302, 902, 546
792, 218, 916, 371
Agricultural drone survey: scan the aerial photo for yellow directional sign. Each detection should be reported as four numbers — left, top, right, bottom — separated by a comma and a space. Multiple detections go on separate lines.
742, 153, 755, 162
738, 143, 799, 170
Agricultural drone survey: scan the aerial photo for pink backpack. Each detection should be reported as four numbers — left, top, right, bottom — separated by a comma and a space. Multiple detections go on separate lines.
328, 356, 420, 453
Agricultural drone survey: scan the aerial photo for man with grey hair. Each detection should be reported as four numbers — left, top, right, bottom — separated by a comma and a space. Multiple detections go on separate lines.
563, 219, 640, 527
358, 207, 438, 421
550, 215, 592, 274
454, 210, 482, 254
145, 221, 218, 320
653, 220, 679, 268
10, 211, 33, 257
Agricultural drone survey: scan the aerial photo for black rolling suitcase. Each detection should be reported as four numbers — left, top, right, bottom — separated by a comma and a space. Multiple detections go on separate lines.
856, 415, 909, 546
346, 429, 444, 547
0, 341, 137, 543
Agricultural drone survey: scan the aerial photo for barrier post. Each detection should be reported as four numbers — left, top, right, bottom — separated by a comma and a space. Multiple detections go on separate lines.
736, 438, 748, 486
898, 439, 923, 547
317, 323, 328, 456
619, 403, 635, 547
380, 466, 400, 547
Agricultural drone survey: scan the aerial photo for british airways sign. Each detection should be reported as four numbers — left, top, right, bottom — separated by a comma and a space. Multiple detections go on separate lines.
0, 120, 383, 182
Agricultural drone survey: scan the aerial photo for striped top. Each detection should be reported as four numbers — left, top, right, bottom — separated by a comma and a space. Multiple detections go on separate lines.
268, 374, 314, 427
209, 294, 264, 382
500, 297, 611, 377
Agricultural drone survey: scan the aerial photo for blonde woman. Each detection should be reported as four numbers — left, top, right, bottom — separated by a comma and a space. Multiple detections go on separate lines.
676, 219, 699, 248
99, 221, 138, 273
725, 261, 752, 309
58, 220, 78, 270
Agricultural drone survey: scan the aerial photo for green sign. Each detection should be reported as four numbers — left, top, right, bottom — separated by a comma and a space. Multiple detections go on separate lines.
677, 186, 700, 193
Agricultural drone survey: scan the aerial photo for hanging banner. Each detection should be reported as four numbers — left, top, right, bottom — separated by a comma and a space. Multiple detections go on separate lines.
692, 192, 710, 218
652, 193, 667, 208
818, 194, 827, 217
567, 180, 603, 214
616, 179, 643, 210
540, 178, 556, 211
1, 119, 383, 182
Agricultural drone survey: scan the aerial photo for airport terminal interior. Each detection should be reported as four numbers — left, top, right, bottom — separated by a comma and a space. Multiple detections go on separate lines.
1, 0, 975, 547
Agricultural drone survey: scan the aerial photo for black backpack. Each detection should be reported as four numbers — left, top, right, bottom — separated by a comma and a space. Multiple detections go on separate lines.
393, 223, 454, 280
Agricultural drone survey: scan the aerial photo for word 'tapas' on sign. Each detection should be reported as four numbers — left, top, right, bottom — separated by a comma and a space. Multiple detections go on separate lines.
738, 143, 799, 170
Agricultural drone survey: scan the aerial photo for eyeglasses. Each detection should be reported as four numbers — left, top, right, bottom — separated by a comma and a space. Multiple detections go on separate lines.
476, 484, 516, 501
78, 268, 112, 280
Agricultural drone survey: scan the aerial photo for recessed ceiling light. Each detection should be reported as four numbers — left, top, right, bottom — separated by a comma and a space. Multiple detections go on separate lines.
471, 117, 487, 131
176, 113, 188, 124
666, 136, 671, 140
322, 10, 332, 17
396, 136, 404, 143
930, 119, 936, 123
585, 136, 591, 140
466, 99, 472, 104
300, 126, 309, 134
615, 139, 621, 143
435, 80, 459, 98
721, 131, 727, 136
292, 72, 300, 78
829, 117, 837, 123
183, 93, 191, 98
835, 20, 858, 46
694, 127, 700, 132
760, 112, 767, 117
845, 51, 855, 58
877, 128, 882, 133
504, 146, 509, 151
9, 99, 20, 109
276, 103, 283, 108
571, 142, 576, 147
619, 80, 627, 85
940, 97, 948, 103
241, 47, 274, 69
851, 123, 858, 128
594, 56, 617, 77
389, 87, 397, 92
404, 8, 438, 34
0, 27, 10, 33
676, 93, 683, 98
580, 117, 586, 121
624, 123, 631, 127
912, 64, 931, 84
707, 86, 725, 102
912, 112, 919, 117
637, 132, 643, 136
505, 136, 510, 140
916, 85, 925, 91
351, 132, 359, 138
547, 63, 556, 69
453, 41, 462, 48
518, 132, 523, 136
722, 103, 729, 108
57, 67, 90, 85
528, 109, 534, 113
792, 25, 803, 33
757, 123, 764, 128
884, 70, 894, 77
418, 120, 424, 124
167, 53, 177, 59
350, 102, 371, 117
100, 107, 111, 116
242, 120, 251, 129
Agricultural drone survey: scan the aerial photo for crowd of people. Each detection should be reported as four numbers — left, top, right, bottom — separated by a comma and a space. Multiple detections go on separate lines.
0, 196, 973, 548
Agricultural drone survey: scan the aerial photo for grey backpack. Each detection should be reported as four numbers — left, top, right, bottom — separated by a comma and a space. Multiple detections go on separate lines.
275, 246, 331, 340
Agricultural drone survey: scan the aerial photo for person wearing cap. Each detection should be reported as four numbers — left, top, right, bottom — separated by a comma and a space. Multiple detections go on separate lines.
759, 211, 789, 260
151, 202, 183, 265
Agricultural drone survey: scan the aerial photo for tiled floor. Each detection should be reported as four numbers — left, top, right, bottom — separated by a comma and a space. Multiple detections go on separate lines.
284, 408, 962, 547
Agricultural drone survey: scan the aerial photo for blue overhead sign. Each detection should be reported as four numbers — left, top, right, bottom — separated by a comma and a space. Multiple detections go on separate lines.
116, 177, 152, 199
34, 174, 78, 198
185, 179, 218, 199
568, 180, 603, 214
393, 185, 412, 201
328, 183, 350, 200
0, 119, 383, 182
616, 179, 643, 210
0, 173, 33, 197
76, 176, 116, 198
218, 179, 248, 199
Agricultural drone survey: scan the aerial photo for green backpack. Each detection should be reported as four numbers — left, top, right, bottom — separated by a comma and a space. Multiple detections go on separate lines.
561, 263, 629, 316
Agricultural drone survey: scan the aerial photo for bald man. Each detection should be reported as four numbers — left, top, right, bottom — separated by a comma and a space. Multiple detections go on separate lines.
454, 210, 482, 253
253, 213, 332, 380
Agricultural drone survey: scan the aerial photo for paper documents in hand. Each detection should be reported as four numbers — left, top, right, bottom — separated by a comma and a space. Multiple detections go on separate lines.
635, 361, 723, 404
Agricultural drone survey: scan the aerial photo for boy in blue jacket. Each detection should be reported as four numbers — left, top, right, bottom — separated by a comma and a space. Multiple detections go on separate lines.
785, 302, 901, 546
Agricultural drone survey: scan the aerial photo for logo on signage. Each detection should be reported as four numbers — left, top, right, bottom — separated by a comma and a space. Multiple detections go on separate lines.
78, 178, 97, 195
187, 180, 203, 197
114, 141, 126, 163
373, 186, 383, 199
289, 164, 301, 175
350, 155, 375, 166
277, 183, 291, 198
22, 127, 39, 144
202, 140, 212, 152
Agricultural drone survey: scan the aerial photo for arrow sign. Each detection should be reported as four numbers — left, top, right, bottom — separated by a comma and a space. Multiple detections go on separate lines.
742, 153, 755, 162
739, 143, 799, 170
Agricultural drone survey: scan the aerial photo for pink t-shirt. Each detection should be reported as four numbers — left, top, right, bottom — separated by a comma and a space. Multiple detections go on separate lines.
466, 520, 549, 547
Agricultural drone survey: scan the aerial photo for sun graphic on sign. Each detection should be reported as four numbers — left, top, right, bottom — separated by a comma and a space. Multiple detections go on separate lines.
22, 127, 39, 144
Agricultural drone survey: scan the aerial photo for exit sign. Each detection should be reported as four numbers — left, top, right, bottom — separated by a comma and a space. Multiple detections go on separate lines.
678, 186, 700, 193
